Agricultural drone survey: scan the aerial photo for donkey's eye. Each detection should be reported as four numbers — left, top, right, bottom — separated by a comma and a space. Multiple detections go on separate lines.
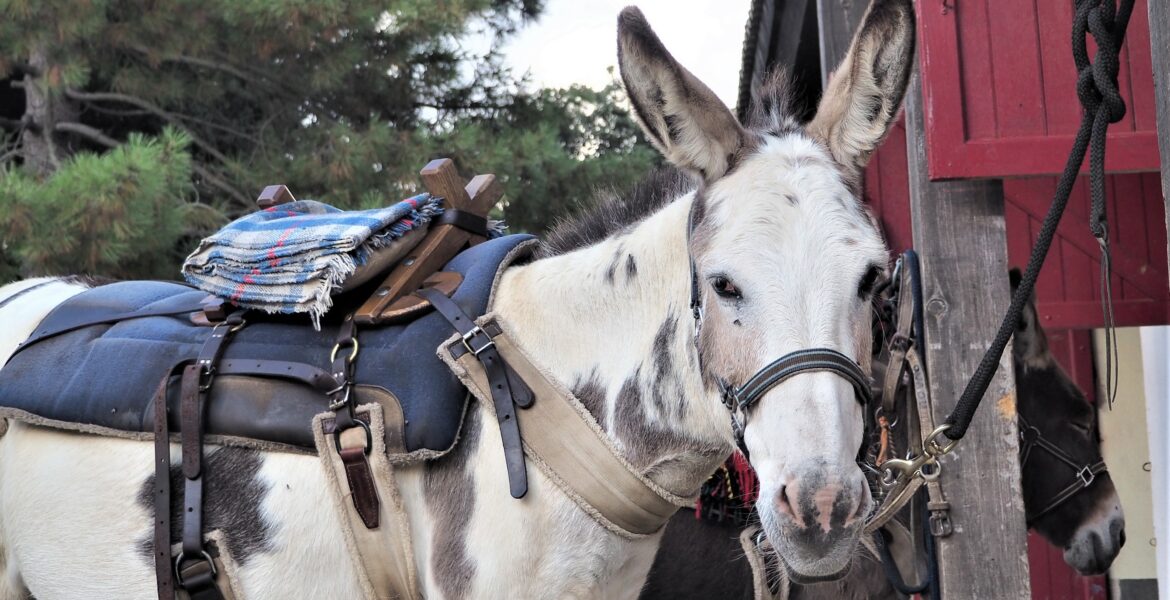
711, 276, 742, 299
858, 265, 882, 299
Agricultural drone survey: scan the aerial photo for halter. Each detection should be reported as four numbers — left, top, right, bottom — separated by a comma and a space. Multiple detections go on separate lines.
1017, 413, 1108, 526
686, 201, 873, 453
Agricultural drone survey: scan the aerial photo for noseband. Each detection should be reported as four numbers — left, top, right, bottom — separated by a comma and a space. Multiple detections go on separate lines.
1017, 414, 1107, 525
717, 348, 872, 413
686, 204, 872, 453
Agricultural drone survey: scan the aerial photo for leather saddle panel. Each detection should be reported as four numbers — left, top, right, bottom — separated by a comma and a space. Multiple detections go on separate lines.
0, 235, 537, 453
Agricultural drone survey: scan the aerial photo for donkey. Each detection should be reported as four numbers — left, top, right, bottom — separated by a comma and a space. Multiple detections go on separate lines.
639, 270, 1126, 599
0, 1, 915, 597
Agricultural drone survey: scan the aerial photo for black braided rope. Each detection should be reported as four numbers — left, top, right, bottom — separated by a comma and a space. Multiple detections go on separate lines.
944, 0, 1135, 440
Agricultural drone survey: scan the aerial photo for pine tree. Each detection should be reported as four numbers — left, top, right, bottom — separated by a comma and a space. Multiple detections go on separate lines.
1, 0, 657, 281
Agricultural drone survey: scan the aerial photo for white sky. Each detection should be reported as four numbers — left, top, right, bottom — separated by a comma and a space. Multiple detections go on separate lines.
498, 0, 752, 108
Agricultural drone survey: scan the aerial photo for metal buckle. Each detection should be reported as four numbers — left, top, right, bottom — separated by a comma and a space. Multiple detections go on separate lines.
197, 360, 215, 392
328, 384, 352, 412
175, 549, 218, 586
1077, 465, 1096, 487
461, 326, 495, 357
929, 507, 954, 537
333, 418, 373, 456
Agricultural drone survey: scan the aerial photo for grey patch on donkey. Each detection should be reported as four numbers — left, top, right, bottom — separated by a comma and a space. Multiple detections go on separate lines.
423, 407, 483, 599
136, 447, 273, 566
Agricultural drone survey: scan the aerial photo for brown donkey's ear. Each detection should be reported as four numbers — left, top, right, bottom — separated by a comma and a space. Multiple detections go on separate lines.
807, 0, 915, 175
617, 7, 746, 182
1009, 268, 1051, 368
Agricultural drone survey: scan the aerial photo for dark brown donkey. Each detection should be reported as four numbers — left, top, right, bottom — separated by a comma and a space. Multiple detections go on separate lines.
640, 270, 1125, 599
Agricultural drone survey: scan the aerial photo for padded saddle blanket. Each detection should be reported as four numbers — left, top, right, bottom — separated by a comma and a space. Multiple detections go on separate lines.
0, 235, 536, 456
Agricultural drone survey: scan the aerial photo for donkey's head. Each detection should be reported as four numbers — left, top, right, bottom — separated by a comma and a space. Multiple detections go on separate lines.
1010, 270, 1125, 575
618, 0, 914, 580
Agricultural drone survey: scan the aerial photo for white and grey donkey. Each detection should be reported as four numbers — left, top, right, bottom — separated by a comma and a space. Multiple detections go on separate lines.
0, 0, 915, 597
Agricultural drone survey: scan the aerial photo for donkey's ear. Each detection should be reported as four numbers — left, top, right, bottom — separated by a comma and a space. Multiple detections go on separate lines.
807, 0, 915, 173
1008, 268, 1050, 366
618, 7, 746, 181
1009, 268, 1023, 290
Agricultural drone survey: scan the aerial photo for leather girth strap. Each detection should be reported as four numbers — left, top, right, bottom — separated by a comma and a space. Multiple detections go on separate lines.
155, 314, 245, 600
328, 314, 383, 528
441, 313, 689, 536
416, 288, 532, 498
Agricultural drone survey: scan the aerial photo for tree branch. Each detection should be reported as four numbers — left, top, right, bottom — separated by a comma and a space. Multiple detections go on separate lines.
0, 147, 21, 164
62, 89, 233, 166
413, 100, 512, 111
192, 163, 250, 208
58, 120, 249, 209
171, 112, 260, 144
54, 122, 120, 148
127, 45, 256, 83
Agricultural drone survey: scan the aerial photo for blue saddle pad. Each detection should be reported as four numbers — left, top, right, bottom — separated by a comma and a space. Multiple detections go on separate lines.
0, 235, 536, 454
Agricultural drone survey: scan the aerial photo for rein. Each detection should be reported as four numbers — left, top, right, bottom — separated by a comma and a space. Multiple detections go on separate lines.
941, 0, 1135, 442
1017, 414, 1108, 526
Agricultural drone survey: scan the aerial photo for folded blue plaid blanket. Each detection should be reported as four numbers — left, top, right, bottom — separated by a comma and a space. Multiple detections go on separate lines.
182, 194, 441, 327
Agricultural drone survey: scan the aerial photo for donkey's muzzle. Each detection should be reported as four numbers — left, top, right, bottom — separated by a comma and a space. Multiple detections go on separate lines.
763, 467, 870, 578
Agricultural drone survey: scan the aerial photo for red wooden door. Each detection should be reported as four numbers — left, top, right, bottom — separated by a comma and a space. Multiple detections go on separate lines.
916, 0, 1160, 179
865, 125, 1169, 329
1004, 173, 1169, 329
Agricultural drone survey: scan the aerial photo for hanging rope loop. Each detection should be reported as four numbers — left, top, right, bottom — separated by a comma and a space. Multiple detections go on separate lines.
941, 0, 1135, 440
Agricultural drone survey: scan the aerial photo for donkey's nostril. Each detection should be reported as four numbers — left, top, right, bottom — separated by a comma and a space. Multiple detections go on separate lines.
775, 484, 796, 517
1118, 529, 1126, 548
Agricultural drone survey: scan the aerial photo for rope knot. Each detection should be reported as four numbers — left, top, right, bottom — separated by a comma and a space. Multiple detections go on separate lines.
1073, 0, 1128, 123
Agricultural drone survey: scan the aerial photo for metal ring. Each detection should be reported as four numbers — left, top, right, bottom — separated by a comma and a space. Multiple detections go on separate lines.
333, 419, 373, 456
175, 549, 218, 584
924, 424, 959, 456
330, 338, 360, 363
211, 316, 247, 337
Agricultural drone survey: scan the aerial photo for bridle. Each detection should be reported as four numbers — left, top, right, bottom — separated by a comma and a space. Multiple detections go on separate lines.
1017, 413, 1108, 526
685, 203, 873, 454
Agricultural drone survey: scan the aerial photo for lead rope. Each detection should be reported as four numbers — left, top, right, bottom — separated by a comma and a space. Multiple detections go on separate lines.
943, 0, 1134, 440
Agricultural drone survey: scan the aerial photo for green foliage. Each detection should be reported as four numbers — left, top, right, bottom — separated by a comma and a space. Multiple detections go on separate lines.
428, 80, 660, 233
0, 0, 658, 281
0, 128, 195, 280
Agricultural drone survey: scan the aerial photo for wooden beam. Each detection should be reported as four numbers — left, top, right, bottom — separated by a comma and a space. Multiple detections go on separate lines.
816, 0, 867, 83
905, 74, 1031, 599
1149, 0, 1170, 289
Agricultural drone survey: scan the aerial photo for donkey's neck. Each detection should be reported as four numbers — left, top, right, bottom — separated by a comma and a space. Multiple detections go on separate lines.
493, 194, 733, 495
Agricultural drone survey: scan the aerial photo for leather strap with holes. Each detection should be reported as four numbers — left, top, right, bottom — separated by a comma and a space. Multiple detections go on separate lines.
417, 287, 531, 498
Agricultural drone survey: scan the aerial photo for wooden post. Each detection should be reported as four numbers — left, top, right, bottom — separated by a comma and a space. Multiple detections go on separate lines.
815, 3, 1030, 593
904, 75, 1031, 599
1149, 0, 1170, 286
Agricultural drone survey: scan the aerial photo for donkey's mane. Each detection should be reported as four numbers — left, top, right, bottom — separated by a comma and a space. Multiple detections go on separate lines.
537, 167, 695, 258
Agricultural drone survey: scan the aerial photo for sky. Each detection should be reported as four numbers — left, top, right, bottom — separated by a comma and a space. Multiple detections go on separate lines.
498, 0, 753, 109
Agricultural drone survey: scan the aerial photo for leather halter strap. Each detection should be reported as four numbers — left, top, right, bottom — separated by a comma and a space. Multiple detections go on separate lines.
725, 348, 872, 412
1018, 414, 1107, 525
